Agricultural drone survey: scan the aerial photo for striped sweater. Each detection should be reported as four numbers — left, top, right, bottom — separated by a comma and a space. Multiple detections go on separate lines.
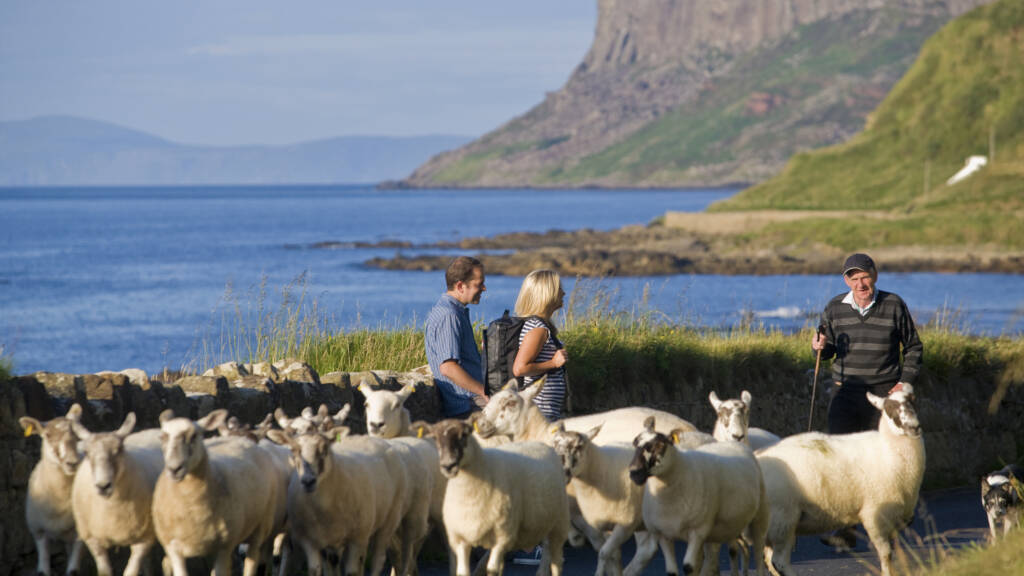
818, 290, 923, 389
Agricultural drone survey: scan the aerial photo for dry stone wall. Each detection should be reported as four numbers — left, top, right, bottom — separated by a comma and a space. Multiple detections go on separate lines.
2, 358, 1020, 574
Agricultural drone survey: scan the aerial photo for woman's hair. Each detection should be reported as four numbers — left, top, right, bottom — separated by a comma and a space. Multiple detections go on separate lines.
515, 269, 562, 323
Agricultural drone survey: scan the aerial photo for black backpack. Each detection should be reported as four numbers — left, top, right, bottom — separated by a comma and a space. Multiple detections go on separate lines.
481, 310, 556, 394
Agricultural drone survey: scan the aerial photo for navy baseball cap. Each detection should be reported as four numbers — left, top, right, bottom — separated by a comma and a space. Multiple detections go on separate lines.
843, 253, 876, 276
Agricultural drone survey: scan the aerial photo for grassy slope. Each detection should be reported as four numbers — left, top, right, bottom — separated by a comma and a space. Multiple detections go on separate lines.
711, 0, 1024, 228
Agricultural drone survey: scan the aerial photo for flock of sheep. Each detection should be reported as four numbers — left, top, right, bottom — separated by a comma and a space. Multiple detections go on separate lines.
21, 379, 926, 576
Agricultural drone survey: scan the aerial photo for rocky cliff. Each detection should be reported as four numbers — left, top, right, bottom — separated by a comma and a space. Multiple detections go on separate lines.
403, 0, 991, 188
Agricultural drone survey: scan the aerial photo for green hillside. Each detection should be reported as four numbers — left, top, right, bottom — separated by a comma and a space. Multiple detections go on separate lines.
712, 0, 1024, 213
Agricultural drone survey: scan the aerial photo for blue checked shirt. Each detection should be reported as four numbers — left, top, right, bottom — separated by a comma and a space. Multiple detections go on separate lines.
425, 294, 483, 417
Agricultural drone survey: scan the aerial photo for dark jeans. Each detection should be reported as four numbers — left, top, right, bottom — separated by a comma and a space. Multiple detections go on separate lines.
827, 382, 893, 435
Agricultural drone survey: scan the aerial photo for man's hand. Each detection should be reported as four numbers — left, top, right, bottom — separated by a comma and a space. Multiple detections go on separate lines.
889, 382, 907, 395
812, 332, 827, 351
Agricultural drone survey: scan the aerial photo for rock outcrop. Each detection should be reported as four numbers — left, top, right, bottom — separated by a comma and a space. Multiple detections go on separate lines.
402, 0, 992, 188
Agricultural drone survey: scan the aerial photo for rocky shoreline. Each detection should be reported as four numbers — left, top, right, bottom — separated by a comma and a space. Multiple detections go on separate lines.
356, 224, 1024, 276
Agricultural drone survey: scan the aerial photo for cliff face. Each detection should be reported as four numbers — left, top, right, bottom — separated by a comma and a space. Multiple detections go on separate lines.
403, 0, 991, 188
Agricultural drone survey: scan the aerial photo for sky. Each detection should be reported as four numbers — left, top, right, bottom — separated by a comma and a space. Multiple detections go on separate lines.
0, 1, 596, 146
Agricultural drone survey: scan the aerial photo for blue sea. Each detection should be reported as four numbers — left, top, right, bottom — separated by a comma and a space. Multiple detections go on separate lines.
1, 185, 1022, 375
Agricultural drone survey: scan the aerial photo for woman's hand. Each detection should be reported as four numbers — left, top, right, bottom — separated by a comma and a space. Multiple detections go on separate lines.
551, 349, 568, 368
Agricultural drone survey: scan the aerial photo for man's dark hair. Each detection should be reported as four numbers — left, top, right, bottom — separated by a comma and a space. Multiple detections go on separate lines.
446, 256, 483, 290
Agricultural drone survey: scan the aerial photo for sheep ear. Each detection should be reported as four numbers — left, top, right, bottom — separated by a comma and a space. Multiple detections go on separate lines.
197, 409, 229, 432
866, 392, 886, 411
900, 383, 914, 396
66, 403, 83, 421
502, 378, 519, 392
709, 391, 722, 410
70, 419, 92, 441
522, 377, 545, 403
300, 406, 315, 419
326, 426, 350, 442
741, 390, 752, 406
19, 417, 42, 437
115, 413, 137, 439
643, 416, 656, 432
669, 427, 690, 445
274, 407, 293, 429
396, 384, 415, 402
358, 381, 373, 396
332, 404, 351, 426
159, 409, 176, 425
410, 421, 433, 439
316, 404, 330, 420
266, 429, 296, 449
586, 423, 603, 441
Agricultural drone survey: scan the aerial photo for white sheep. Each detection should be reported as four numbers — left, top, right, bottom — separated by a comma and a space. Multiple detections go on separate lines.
479, 379, 697, 553
709, 390, 781, 451
153, 409, 287, 576
550, 423, 653, 576
419, 418, 570, 576
69, 411, 165, 576
359, 382, 441, 575
628, 416, 769, 576
20, 404, 85, 576
274, 404, 351, 436
265, 425, 409, 576
755, 385, 925, 576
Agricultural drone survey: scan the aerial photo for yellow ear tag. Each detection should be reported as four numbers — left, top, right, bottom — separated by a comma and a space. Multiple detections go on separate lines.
417, 428, 424, 439
549, 426, 559, 435
671, 433, 679, 444
473, 421, 479, 433
24, 424, 33, 437
336, 432, 343, 443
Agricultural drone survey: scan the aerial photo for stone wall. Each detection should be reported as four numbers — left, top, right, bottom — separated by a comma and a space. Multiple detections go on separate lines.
2, 358, 1021, 575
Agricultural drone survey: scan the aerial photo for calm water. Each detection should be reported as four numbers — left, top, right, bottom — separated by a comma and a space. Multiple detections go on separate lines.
1, 185, 1022, 375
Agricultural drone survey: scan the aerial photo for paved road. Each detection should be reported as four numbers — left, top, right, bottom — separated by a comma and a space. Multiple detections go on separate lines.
419, 486, 988, 576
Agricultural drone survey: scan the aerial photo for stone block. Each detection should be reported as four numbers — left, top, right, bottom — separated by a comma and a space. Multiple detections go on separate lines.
10, 377, 49, 423
173, 376, 229, 396
202, 361, 249, 381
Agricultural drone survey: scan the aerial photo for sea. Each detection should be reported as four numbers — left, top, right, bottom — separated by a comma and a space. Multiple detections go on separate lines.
1, 185, 1022, 375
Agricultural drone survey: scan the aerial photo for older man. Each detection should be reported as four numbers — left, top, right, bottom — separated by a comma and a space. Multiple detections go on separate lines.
812, 252, 923, 434
425, 256, 488, 419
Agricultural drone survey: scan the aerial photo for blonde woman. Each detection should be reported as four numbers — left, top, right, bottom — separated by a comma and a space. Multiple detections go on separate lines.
512, 269, 569, 420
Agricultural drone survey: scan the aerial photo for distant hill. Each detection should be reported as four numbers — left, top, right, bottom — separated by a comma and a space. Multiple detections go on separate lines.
713, 0, 1024, 211
0, 116, 471, 186
403, 0, 991, 189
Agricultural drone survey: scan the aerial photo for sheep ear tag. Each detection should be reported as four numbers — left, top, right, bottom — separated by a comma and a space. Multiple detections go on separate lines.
417, 427, 424, 439
671, 432, 679, 444
473, 421, 479, 433
24, 424, 33, 437
336, 432, 343, 443
549, 426, 559, 435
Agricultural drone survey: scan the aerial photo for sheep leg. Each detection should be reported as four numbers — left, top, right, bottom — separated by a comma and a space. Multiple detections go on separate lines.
681, 533, 705, 576
546, 536, 564, 576
699, 542, 720, 576
596, 524, 632, 576
659, 537, 679, 576
765, 529, 795, 576
33, 533, 51, 576
484, 543, 507, 576
212, 548, 233, 576
623, 531, 658, 576
65, 538, 84, 576
861, 515, 894, 576
122, 542, 153, 576
343, 540, 368, 576
452, 542, 472, 576
84, 541, 112, 576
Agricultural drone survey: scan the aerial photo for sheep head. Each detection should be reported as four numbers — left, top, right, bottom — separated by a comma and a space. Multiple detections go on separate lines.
431, 418, 475, 479
480, 378, 544, 439
867, 384, 921, 438
20, 403, 83, 476
360, 382, 413, 438
629, 416, 672, 486
551, 423, 602, 484
158, 409, 227, 482
266, 426, 348, 493
709, 390, 752, 443
71, 412, 137, 498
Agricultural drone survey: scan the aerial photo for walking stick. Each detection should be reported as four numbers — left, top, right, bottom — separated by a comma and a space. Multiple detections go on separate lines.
808, 324, 825, 432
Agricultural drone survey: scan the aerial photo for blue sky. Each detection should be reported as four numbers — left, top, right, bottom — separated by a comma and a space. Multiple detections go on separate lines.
0, 1, 596, 146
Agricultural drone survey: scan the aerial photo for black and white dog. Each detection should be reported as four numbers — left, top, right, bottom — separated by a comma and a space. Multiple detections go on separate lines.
981, 464, 1024, 541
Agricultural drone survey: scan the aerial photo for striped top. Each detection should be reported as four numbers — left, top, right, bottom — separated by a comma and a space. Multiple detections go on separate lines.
519, 317, 566, 421
818, 289, 923, 390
